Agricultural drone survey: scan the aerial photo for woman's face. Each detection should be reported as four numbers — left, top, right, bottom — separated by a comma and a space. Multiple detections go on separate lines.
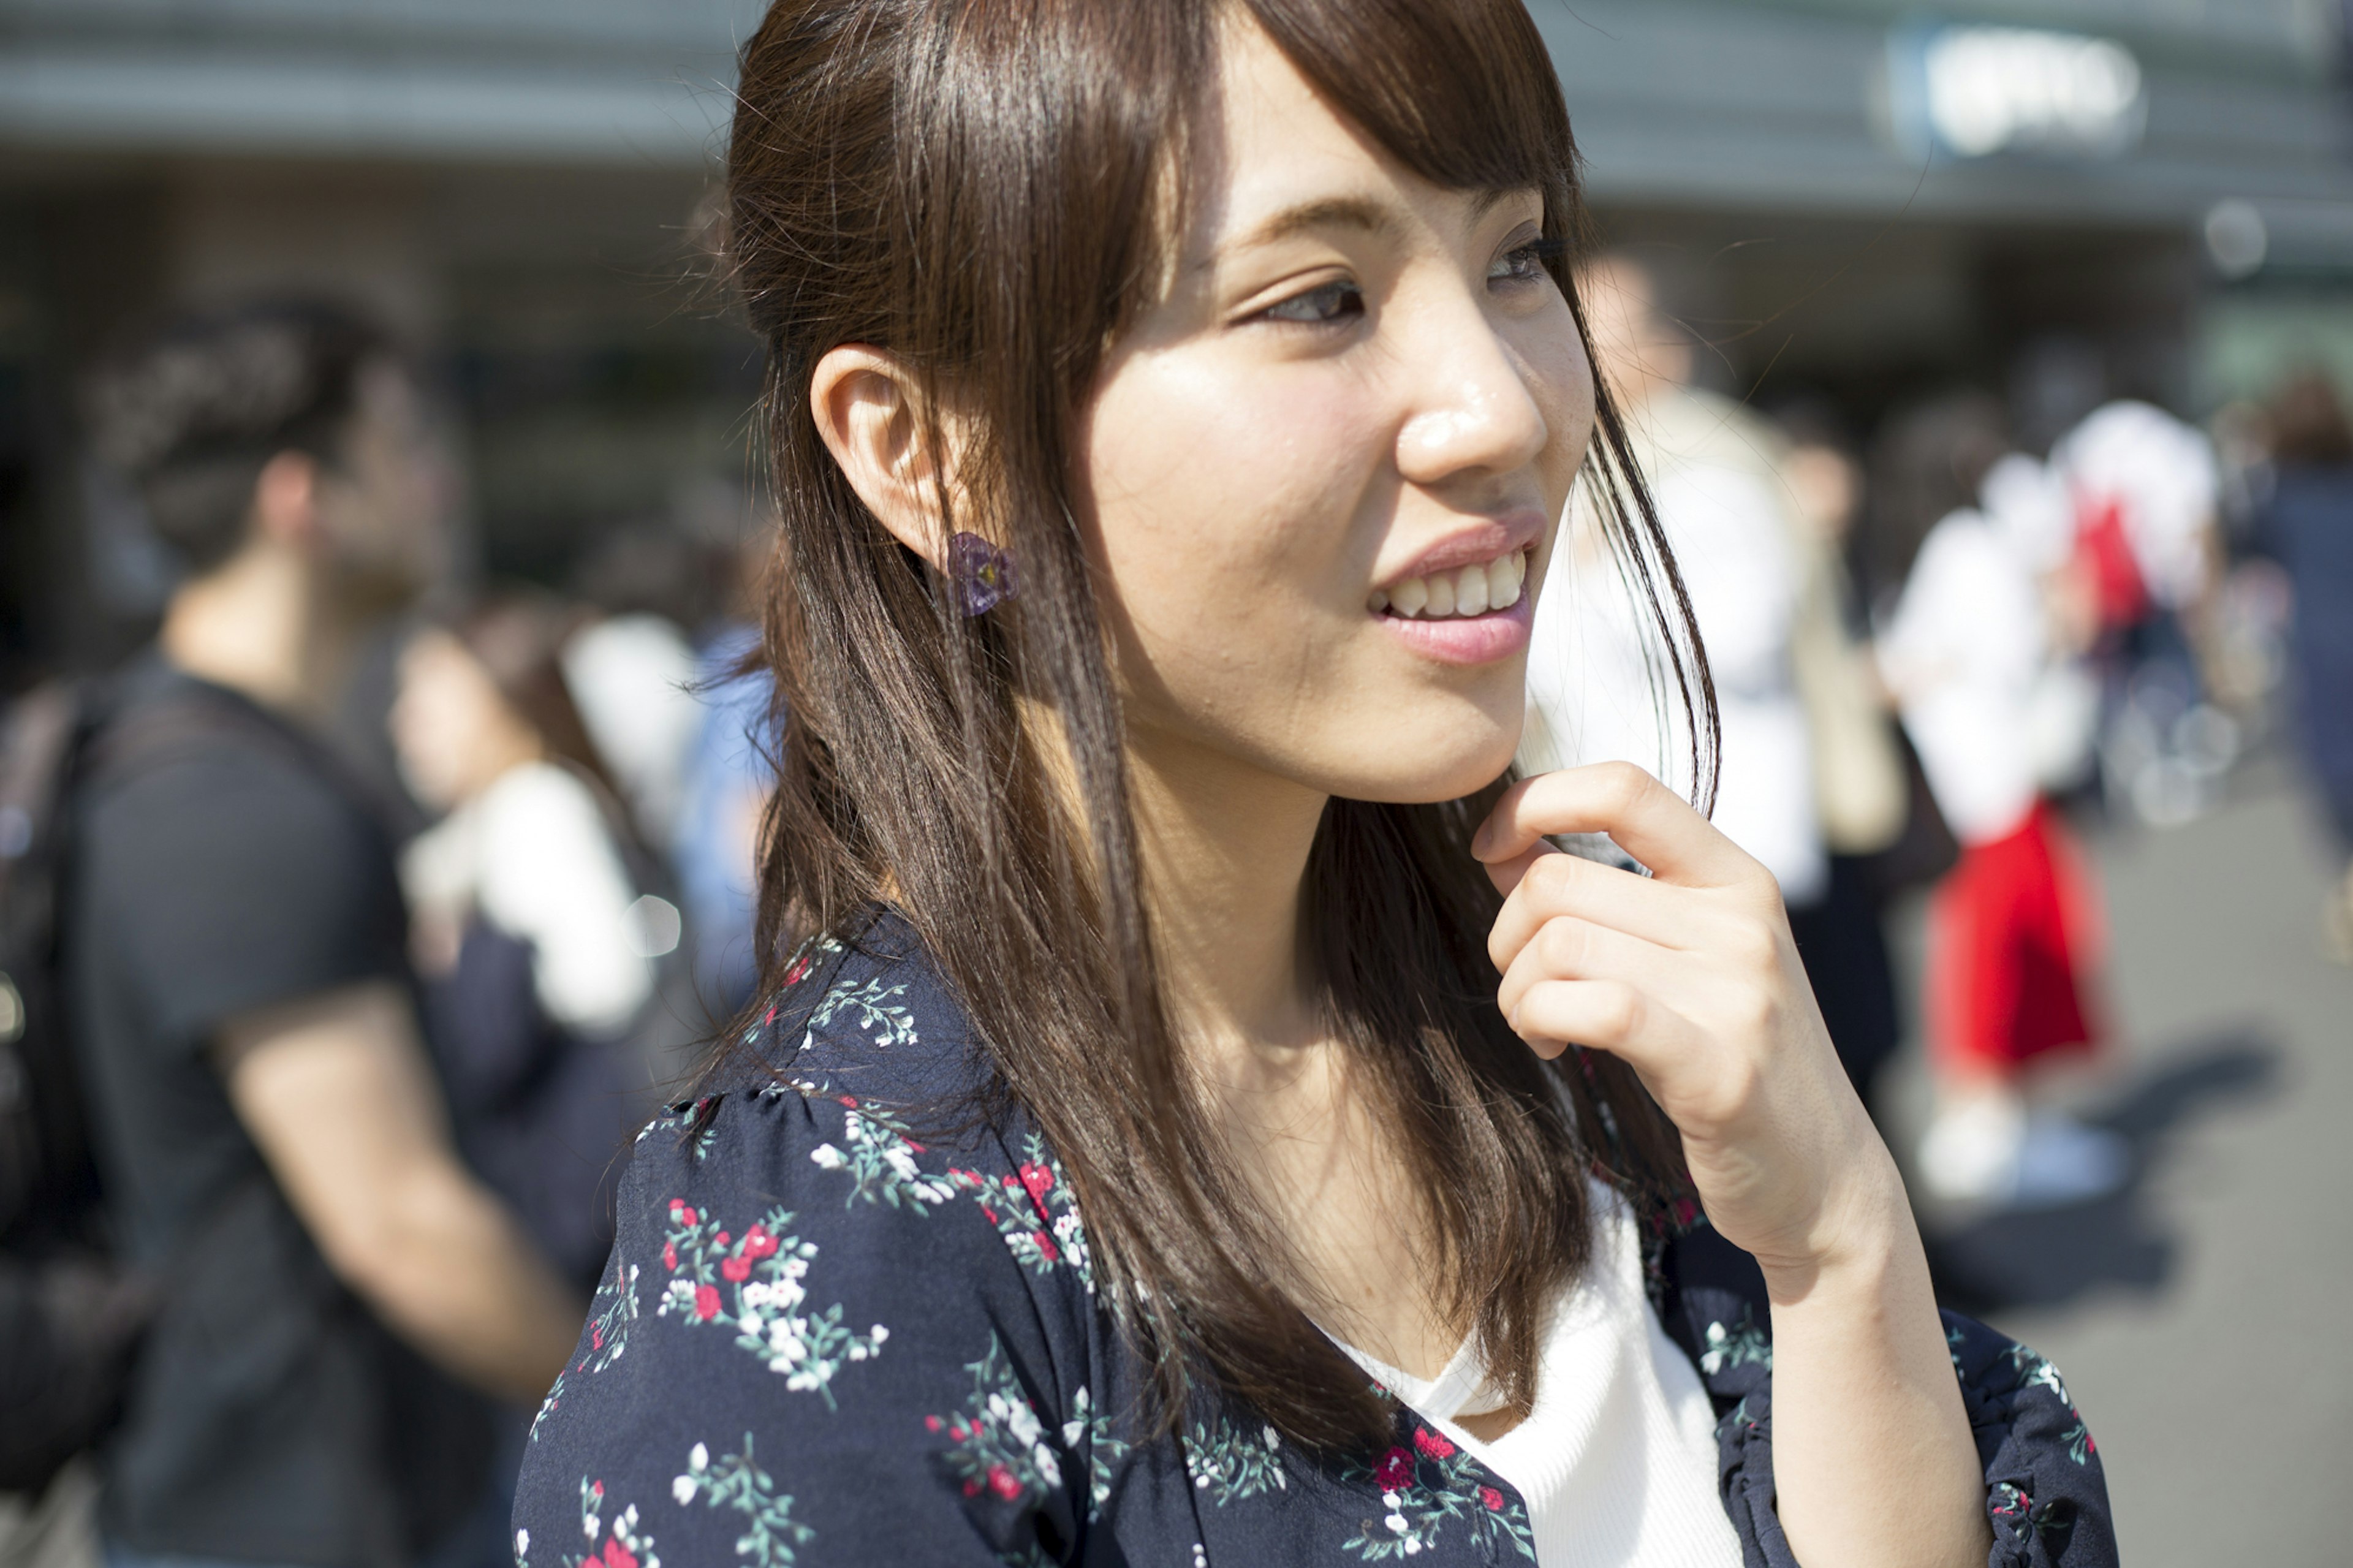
1077, 21, 1595, 806
390, 629, 540, 812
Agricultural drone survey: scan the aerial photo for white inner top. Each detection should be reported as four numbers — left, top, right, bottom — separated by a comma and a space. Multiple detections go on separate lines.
401, 760, 654, 1034
1333, 1185, 1745, 1568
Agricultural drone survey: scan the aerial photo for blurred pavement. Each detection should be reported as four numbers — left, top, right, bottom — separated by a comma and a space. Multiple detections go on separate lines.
1889, 762, 2351, 1566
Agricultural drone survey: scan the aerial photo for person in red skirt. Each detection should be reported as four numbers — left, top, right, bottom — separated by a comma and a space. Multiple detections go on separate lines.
1873, 395, 2131, 1208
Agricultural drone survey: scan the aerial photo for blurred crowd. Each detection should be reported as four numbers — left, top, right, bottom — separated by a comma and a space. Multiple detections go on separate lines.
1532, 252, 2349, 1217
0, 302, 776, 1568
0, 270, 2346, 1568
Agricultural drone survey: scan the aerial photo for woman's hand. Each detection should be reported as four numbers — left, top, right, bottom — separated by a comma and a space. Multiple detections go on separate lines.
1472, 761, 1893, 1276
1475, 762, 1990, 1568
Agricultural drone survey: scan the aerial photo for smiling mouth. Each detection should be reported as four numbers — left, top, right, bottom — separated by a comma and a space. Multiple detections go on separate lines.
1366, 547, 1531, 619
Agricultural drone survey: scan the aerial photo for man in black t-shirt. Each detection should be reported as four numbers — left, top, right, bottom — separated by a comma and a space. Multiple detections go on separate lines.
70, 303, 582, 1568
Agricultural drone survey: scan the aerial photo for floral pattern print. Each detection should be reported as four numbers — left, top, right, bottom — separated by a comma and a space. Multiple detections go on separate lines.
2007, 1341, 2097, 1466
808, 971, 921, 1050
801, 1088, 960, 1211
1341, 1425, 1535, 1561
579, 1262, 642, 1375
1182, 1414, 1287, 1506
654, 1198, 888, 1405
555, 1476, 659, 1568
670, 1437, 817, 1567
1059, 1385, 1129, 1521
512, 911, 2117, 1568
1696, 1307, 1773, 1378
921, 1335, 1064, 1509
947, 1135, 1094, 1292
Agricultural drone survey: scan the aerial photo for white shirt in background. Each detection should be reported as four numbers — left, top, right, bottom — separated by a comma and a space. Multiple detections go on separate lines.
1526, 387, 1826, 905
1332, 1184, 1744, 1568
563, 613, 705, 852
2048, 400, 2219, 612
1876, 509, 2047, 846
402, 760, 656, 1036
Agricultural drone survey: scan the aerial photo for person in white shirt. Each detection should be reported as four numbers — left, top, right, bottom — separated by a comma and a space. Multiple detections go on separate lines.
391, 594, 665, 1286
1525, 255, 1824, 908
1871, 396, 2128, 1209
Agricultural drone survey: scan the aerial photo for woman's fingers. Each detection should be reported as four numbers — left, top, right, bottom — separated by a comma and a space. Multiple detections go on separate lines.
1487, 844, 1714, 970
1493, 911, 1682, 1026
1474, 762, 1763, 893
1504, 976, 1699, 1081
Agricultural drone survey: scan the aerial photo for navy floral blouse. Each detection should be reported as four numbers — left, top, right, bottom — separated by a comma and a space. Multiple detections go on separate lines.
512, 911, 2116, 1568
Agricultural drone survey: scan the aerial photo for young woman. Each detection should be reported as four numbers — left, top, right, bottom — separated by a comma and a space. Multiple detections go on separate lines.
513, 4, 2113, 1566
393, 595, 665, 1286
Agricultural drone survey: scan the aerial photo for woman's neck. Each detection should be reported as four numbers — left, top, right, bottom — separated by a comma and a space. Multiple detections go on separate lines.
1128, 726, 1464, 1373
1126, 726, 1329, 1070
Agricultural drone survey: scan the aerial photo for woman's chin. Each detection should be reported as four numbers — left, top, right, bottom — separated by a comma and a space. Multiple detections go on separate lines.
1327, 721, 1523, 805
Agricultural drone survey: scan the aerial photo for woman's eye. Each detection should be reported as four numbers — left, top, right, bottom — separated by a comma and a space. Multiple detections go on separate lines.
1262, 280, 1364, 325
1488, 242, 1555, 287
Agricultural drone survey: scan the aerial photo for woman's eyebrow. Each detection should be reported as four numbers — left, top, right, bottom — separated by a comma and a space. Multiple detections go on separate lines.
1220, 195, 1400, 258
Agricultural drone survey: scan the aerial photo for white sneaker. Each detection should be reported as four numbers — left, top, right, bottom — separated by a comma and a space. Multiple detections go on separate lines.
1918, 1096, 2026, 1205
2009, 1112, 2130, 1209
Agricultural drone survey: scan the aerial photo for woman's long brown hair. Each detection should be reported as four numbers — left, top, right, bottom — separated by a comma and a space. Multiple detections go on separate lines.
721, 0, 1718, 1452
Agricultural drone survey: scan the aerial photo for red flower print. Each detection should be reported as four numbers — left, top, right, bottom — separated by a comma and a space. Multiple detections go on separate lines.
715, 1232, 731, 1248
987, 1464, 1021, 1501
784, 954, 811, 986
839, 1095, 859, 1108
598, 1537, 637, 1568
667, 1199, 682, 1214
1374, 1446, 1412, 1490
676, 1205, 698, 1227
1480, 1486, 1504, 1512
744, 1225, 778, 1260
1018, 1162, 1054, 1203
1031, 1232, 1059, 1263
590, 1324, 604, 1349
694, 1283, 721, 1320
721, 1254, 752, 1283
591, 1480, 605, 1499
1413, 1426, 1456, 1461
662, 1241, 678, 1271
925, 1415, 942, 1433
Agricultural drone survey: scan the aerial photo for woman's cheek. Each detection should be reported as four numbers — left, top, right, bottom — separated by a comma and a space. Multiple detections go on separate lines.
1099, 363, 1377, 605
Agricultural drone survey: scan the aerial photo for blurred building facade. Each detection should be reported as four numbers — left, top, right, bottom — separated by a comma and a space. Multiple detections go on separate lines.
0, 0, 2347, 684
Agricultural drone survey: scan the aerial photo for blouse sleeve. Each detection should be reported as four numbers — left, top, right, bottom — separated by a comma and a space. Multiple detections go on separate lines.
1656, 1221, 2118, 1568
511, 1078, 1106, 1568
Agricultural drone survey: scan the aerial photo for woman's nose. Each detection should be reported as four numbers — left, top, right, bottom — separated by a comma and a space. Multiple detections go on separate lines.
1392, 304, 1550, 487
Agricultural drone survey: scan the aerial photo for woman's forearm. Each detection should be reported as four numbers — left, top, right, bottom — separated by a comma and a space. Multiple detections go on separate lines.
1760, 1151, 1990, 1568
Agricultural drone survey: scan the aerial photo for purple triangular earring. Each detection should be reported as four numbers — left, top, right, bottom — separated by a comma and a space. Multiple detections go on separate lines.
948, 531, 1018, 616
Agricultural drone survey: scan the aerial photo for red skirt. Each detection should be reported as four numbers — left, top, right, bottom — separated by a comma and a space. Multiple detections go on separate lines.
1925, 801, 2106, 1075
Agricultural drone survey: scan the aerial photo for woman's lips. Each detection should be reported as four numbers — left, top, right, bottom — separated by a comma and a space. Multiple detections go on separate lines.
1366, 543, 1535, 665
1374, 585, 1533, 665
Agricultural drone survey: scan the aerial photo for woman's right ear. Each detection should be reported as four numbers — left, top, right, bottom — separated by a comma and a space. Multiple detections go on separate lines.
809, 344, 955, 569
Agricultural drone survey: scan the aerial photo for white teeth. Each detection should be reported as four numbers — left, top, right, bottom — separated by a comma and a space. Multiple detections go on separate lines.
1374, 548, 1530, 621
1485, 555, 1515, 609
1454, 563, 1487, 616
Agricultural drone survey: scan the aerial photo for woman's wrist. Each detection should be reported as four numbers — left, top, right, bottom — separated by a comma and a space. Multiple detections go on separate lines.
1753, 1140, 1920, 1308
